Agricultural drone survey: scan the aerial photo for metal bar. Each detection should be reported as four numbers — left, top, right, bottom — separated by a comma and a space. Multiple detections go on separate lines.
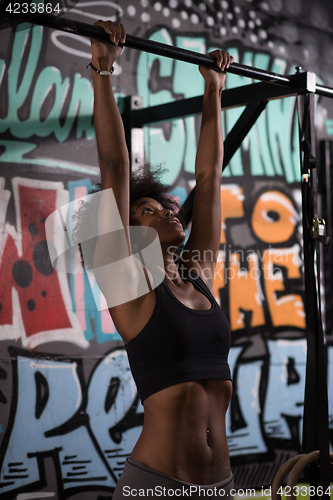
0, 10, 325, 90
133, 95, 204, 128
1, 11, 288, 83
298, 93, 330, 495
222, 99, 268, 167
3, 11, 333, 97
319, 140, 333, 338
316, 85, 333, 99
133, 80, 310, 128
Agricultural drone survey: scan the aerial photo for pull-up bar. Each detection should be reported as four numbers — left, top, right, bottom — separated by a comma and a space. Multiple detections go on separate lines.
2, 10, 333, 99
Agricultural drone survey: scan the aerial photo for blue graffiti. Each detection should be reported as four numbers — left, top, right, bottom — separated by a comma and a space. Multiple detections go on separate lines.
0, 350, 143, 495
1, 344, 332, 495
263, 339, 307, 441
227, 347, 267, 455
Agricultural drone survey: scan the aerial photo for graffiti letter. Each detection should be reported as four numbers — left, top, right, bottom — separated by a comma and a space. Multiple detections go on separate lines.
251, 191, 299, 243
228, 252, 265, 331
263, 339, 306, 442
87, 349, 143, 482
0, 178, 86, 348
262, 245, 305, 329
226, 347, 267, 455
137, 29, 185, 186
220, 185, 245, 244
0, 355, 113, 494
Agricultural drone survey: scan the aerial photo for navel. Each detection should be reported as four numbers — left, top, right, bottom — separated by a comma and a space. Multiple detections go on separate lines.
206, 429, 210, 446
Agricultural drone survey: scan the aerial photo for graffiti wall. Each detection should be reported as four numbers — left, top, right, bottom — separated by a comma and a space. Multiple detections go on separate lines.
1, 0, 333, 498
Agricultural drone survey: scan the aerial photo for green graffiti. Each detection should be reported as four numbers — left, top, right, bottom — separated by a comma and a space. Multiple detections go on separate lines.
1, 24, 302, 183
174, 36, 205, 174
219, 47, 249, 177
137, 29, 185, 186
326, 119, 333, 135
0, 23, 94, 144
266, 60, 300, 183
137, 30, 301, 184
1, 23, 42, 137
243, 53, 271, 177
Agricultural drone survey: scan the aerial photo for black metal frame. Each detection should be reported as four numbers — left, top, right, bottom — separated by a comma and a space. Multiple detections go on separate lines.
296, 93, 330, 494
319, 141, 333, 340
1, 10, 332, 491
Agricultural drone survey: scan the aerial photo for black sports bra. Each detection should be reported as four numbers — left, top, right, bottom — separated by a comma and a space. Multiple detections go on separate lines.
125, 270, 232, 402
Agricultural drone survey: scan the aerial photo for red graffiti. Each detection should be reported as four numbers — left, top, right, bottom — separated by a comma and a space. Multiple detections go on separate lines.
0, 184, 72, 339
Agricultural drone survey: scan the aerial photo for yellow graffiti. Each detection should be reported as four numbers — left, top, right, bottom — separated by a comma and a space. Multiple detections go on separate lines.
262, 246, 306, 329
214, 186, 305, 331
220, 185, 244, 243
229, 252, 266, 330
214, 250, 226, 298
251, 191, 298, 243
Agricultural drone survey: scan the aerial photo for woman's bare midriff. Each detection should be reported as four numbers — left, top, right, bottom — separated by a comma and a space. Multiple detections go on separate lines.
131, 378, 233, 485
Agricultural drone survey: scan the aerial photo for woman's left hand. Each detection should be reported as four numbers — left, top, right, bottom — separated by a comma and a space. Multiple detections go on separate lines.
199, 50, 234, 89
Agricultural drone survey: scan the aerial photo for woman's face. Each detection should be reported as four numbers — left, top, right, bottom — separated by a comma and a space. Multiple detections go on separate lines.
130, 197, 186, 248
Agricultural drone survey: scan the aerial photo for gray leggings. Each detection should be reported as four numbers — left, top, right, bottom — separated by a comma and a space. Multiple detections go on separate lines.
112, 458, 234, 499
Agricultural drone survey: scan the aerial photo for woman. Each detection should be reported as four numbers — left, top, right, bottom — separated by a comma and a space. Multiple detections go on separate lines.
89, 20, 234, 499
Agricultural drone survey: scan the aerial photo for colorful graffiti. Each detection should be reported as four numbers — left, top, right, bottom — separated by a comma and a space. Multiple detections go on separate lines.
1, 0, 333, 497
0, 348, 142, 496
0, 341, 332, 497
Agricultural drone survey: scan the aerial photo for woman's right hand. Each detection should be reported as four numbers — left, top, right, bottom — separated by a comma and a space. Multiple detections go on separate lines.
91, 20, 126, 70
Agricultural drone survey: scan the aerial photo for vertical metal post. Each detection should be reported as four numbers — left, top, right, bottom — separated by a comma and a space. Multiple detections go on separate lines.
319, 140, 333, 338
297, 88, 330, 496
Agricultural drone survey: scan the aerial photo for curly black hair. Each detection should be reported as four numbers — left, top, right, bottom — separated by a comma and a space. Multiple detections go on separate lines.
71, 164, 182, 271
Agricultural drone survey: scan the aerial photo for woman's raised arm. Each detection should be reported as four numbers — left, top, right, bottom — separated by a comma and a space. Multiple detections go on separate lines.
90, 21, 133, 298
183, 50, 234, 286
90, 20, 130, 227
